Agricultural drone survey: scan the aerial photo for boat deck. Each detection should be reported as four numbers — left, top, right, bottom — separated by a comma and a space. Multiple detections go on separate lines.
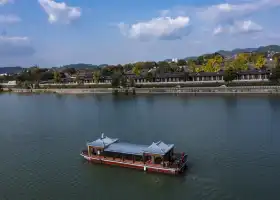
81, 151, 188, 174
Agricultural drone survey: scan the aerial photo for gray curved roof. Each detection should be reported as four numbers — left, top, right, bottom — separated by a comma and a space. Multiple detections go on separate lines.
87, 134, 119, 148
87, 134, 174, 156
144, 141, 174, 155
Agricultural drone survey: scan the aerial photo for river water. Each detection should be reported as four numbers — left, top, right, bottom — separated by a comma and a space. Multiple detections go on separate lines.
1, 93, 280, 200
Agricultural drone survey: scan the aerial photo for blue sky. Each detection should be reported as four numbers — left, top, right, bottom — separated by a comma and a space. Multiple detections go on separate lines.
0, 0, 280, 67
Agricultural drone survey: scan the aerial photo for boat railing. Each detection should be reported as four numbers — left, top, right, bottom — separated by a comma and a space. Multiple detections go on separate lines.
168, 153, 188, 169
81, 150, 88, 156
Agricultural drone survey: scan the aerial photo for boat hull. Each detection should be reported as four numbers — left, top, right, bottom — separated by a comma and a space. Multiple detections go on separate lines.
80, 153, 187, 175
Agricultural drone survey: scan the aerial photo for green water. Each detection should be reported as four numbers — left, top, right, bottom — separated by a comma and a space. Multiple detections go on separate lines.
1, 93, 280, 200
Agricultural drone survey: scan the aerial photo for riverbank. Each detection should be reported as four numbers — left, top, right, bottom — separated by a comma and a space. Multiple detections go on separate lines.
3, 86, 280, 95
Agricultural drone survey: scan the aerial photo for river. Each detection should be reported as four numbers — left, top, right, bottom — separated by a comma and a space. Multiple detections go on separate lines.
1, 93, 280, 200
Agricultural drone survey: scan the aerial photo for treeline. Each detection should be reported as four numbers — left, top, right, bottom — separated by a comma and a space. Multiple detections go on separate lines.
1, 51, 280, 88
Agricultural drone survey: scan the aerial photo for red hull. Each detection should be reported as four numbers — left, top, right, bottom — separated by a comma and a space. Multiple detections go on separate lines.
81, 153, 187, 175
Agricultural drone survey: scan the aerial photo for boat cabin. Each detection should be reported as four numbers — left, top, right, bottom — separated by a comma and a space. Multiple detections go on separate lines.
86, 134, 182, 168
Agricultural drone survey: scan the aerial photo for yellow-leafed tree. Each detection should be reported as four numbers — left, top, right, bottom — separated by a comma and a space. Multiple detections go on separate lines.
255, 55, 266, 69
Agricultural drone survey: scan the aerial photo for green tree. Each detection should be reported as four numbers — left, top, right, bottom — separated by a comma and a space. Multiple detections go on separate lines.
223, 69, 237, 84
196, 56, 205, 65
157, 61, 170, 73
120, 76, 128, 88
62, 67, 76, 75
53, 71, 61, 83
177, 59, 187, 66
143, 61, 157, 69
93, 71, 101, 83
169, 62, 180, 72
145, 72, 153, 82
270, 59, 280, 83
123, 63, 134, 71
111, 72, 121, 88
128, 78, 135, 87
75, 75, 82, 84
187, 60, 196, 73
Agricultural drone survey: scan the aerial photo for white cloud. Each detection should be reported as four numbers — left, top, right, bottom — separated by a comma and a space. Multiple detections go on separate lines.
0, 15, 21, 23
213, 20, 263, 35
0, 36, 35, 57
213, 26, 224, 35
0, 0, 13, 5
38, 0, 81, 24
0, 36, 29, 43
197, 0, 280, 24
119, 16, 191, 41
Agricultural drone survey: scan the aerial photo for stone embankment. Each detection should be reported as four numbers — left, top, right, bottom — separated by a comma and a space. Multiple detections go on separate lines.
4, 86, 280, 95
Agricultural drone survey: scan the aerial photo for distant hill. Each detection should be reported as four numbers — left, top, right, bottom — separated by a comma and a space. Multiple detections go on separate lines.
256, 45, 280, 53
184, 56, 198, 61
217, 45, 280, 57
61, 63, 108, 69
62, 63, 99, 69
0, 67, 23, 74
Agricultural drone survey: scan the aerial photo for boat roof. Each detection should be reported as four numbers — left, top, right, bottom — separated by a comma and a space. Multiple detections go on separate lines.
87, 134, 174, 156
87, 133, 119, 148
104, 142, 148, 156
144, 141, 174, 155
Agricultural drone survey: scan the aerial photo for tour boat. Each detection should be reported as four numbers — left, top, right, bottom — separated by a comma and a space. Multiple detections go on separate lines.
80, 134, 188, 175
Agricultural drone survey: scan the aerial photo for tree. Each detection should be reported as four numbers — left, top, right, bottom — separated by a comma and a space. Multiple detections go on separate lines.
269, 58, 280, 83
187, 60, 196, 73
75, 75, 83, 84
123, 63, 134, 71
202, 58, 221, 72
120, 76, 128, 88
132, 64, 141, 76
177, 59, 187, 66
223, 69, 237, 84
145, 72, 153, 82
224, 60, 234, 70
111, 72, 121, 88
196, 56, 205, 65
236, 53, 250, 63
143, 61, 157, 69
169, 62, 181, 72
62, 67, 76, 75
53, 71, 61, 83
157, 61, 170, 73
128, 78, 135, 87
101, 67, 113, 76
214, 54, 223, 63
40, 71, 54, 81
255, 55, 266, 69
93, 71, 101, 83
232, 57, 248, 71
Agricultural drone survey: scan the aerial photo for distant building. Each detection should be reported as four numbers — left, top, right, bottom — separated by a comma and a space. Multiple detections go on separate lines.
172, 58, 178, 63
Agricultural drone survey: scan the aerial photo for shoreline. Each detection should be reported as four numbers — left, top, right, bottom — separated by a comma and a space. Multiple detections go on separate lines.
3, 86, 280, 95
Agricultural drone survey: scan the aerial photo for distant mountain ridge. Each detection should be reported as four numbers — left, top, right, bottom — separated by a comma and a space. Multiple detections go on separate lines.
1, 45, 280, 74
216, 45, 280, 57
61, 63, 108, 69
0, 67, 23, 74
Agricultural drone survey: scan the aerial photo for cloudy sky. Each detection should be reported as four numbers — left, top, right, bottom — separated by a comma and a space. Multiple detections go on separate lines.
0, 0, 280, 67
